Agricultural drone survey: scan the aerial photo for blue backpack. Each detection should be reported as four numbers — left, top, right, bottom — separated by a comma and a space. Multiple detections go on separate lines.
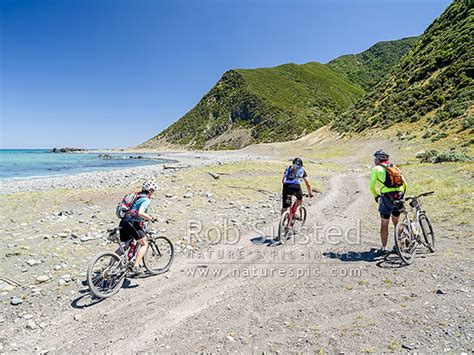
285, 164, 303, 184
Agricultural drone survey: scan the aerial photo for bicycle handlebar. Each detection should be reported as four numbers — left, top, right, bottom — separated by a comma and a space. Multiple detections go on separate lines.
405, 191, 434, 201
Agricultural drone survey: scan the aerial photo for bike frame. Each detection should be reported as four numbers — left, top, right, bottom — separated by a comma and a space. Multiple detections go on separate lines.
399, 197, 429, 248
108, 228, 149, 270
287, 196, 300, 225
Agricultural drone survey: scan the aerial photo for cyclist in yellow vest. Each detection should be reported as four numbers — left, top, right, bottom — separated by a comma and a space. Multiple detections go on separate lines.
370, 150, 408, 256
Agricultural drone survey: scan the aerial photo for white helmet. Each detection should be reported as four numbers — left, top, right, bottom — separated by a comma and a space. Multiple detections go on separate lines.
142, 180, 158, 192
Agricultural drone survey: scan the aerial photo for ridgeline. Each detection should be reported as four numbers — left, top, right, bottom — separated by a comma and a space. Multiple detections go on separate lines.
142, 0, 471, 150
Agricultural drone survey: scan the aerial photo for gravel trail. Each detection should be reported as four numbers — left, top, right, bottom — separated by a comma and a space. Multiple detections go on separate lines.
6, 169, 471, 353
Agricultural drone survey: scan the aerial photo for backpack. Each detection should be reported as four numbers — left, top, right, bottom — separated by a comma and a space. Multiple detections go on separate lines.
116, 192, 139, 219
285, 164, 303, 182
380, 162, 403, 188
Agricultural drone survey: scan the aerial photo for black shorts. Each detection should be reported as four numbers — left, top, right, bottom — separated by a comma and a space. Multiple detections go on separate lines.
119, 220, 146, 242
282, 184, 303, 208
379, 192, 403, 219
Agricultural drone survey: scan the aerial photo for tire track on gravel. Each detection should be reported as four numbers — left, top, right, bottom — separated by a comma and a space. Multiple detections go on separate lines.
25, 169, 384, 353
90, 173, 354, 352
132, 171, 372, 352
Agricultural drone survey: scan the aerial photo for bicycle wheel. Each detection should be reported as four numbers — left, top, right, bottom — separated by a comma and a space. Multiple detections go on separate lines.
277, 211, 291, 241
419, 214, 435, 253
144, 236, 175, 275
293, 206, 307, 232
394, 222, 416, 265
87, 252, 126, 298
300, 206, 307, 226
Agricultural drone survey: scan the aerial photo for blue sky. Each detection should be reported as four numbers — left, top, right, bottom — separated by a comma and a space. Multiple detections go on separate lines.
0, 0, 451, 149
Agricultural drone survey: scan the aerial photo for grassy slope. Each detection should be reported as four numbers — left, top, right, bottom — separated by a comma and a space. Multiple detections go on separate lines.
142, 64, 363, 149
333, 0, 473, 149
327, 37, 418, 91
141, 36, 418, 151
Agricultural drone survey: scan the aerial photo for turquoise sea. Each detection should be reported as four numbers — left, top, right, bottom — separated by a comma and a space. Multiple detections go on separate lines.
0, 149, 168, 179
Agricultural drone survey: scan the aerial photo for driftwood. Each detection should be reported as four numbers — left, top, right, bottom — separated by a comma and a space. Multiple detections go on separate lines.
208, 172, 220, 180
163, 164, 190, 170
227, 186, 273, 195
0, 276, 21, 287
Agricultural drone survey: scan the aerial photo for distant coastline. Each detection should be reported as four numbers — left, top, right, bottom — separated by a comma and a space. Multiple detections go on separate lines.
0, 149, 169, 180
0, 150, 256, 194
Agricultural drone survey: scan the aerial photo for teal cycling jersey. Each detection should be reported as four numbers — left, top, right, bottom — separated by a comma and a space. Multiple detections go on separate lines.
124, 192, 151, 222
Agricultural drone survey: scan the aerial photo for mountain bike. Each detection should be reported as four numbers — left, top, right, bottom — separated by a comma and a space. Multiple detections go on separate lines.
277, 193, 311, 242
393, 191, 435, 265
87, 222, 175, 298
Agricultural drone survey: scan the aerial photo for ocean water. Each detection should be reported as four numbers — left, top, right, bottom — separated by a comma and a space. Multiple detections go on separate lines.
0, 149, 168, 179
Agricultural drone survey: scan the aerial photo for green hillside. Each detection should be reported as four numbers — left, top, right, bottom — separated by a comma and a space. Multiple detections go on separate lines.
142, 63, 364, 149
327, 37, 418, 91
334, 0, 473, 142
141, 37, 416, 150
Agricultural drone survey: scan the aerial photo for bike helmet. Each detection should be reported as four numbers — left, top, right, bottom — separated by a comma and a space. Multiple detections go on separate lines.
373, 149, 389, 161
142, 180, 158, 192
292, 157, 303, 166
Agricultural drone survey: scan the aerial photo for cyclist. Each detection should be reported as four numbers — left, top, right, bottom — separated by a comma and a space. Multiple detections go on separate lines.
282, 157, 313, 216
118, 180, 158, 275
370, 150, 408, 256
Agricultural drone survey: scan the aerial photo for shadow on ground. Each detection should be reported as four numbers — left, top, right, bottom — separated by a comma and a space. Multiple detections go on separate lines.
323, 248, 419, 269
250, 228, 307, 248
376, 249, 428, 268
250, 236, 279, 247
375, 254, 407, 268
71, 279, 138, 308
323, 248, 385, 263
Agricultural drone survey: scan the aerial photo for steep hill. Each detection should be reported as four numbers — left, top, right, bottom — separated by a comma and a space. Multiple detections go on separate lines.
141, 38, 418, 150
333, 0, 473, 141
142, 63, 364, 149
327, 37, 418, 91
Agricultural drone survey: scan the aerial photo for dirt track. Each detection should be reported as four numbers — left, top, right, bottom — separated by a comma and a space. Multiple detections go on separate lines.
1, 137, 472, 353
7, 173, 472, 353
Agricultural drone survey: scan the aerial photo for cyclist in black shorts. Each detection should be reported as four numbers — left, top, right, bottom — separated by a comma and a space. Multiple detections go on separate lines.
118, 180, 158, 275
282, 157, 313, 215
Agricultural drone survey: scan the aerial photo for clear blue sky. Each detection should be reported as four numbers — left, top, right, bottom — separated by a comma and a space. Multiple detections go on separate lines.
0, 0, 452, 149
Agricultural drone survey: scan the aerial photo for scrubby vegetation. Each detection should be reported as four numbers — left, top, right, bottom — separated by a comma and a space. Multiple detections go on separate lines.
416, 148, 471, 163
327, 37, 418, 91
334, 0, 473, 134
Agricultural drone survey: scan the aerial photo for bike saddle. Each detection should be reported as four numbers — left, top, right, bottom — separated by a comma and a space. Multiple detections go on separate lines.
107, 227, 123, 234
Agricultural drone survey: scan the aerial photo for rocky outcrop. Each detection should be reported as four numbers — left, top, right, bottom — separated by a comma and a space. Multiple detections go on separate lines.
51, 147, 86, 153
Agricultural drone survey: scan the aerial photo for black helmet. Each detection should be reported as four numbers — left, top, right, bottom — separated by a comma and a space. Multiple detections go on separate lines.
374, 149, 389, 161
292, 157, 303, 166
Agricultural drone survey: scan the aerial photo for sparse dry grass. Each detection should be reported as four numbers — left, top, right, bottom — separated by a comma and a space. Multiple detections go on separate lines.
401, 162, 473, 235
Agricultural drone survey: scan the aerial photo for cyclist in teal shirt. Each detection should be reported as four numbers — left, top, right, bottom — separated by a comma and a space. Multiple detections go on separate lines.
119, 180, 158, 275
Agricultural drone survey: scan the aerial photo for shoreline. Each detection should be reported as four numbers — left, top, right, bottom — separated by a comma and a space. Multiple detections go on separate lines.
0, 158, 172, 182
0, 150, 263, 194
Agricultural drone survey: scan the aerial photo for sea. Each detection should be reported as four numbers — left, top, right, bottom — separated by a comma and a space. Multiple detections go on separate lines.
0, 149, 168, 180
